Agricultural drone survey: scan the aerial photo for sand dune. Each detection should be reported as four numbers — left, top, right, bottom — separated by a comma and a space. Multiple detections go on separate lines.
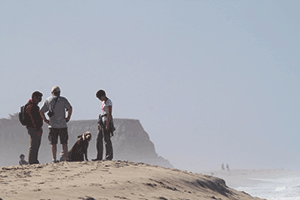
0, 160, 262, 200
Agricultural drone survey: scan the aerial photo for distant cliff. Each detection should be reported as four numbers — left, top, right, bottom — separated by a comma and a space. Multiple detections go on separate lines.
0, 116, 172, 168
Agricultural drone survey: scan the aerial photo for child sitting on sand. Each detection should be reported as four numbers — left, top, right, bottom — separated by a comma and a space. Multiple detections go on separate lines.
19, 154, 28, 165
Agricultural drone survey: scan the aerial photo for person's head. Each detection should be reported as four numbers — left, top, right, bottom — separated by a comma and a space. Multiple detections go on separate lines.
31, 91, 43, 104
51, 86, 61, 97
96, 90, 106, 101
20, 154, 25, 160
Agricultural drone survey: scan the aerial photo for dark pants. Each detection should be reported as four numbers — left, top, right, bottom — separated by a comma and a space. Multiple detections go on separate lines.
27, 127, 42, 164
96, 126, 113, 160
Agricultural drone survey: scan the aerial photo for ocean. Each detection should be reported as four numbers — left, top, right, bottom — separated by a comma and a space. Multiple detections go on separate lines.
235, 175, 300, 200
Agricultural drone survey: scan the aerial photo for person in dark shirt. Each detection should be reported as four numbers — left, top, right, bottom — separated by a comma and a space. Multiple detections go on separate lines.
19, 154, 28, 165
25, 91, 43, 164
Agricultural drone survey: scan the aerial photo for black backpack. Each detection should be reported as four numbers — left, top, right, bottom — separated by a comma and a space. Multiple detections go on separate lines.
19, 104, 29, 126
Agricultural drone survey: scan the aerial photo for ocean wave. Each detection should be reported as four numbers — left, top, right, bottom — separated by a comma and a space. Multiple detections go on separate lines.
236, 175, 300, 200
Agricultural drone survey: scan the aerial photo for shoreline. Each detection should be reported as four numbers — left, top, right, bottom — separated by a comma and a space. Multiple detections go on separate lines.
202, 169, 300, 188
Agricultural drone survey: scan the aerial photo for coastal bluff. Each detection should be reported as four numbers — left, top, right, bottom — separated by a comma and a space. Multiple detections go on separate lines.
0, 116, 172, 168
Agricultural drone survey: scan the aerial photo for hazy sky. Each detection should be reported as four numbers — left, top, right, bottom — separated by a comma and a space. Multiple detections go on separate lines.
1, 0, 300, 172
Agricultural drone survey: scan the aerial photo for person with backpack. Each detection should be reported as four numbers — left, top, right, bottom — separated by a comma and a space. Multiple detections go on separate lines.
25, 91, 43, 164
93, 89, 115, 161
39, 86, 72, 163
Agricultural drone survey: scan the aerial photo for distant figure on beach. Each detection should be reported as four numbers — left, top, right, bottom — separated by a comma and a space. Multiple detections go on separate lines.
93, 90, 115, 161
40, 86, 73, 163
19, 154, 28, 165
226, 163, 230, 171
25, 91, 43, 164
67, 132, 92, 161
221, 163, 225, 170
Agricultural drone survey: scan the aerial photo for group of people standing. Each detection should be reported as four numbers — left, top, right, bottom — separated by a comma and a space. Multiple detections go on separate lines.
23, 86, 113, 164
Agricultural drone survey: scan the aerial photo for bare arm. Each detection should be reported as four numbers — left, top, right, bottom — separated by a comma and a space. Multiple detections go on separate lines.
106, 106, 112, 130
66, 107, 73, 122
39, 110, 49, 124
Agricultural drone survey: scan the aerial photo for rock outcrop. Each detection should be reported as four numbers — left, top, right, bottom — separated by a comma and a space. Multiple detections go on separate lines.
0, 116, 172, 168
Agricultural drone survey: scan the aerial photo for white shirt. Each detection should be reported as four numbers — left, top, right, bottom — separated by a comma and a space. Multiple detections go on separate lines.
101, 98, 112, 122
40, 96, 72, 128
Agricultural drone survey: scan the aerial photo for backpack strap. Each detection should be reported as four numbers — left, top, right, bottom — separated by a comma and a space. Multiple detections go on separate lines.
51, 97, 59, 112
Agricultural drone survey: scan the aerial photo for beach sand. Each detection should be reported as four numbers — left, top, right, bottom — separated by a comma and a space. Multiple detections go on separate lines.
0, 160, 262, 200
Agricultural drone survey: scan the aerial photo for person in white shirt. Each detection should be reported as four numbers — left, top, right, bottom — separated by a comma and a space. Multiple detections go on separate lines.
93, 89, 114, 161
40, 86, 73, 163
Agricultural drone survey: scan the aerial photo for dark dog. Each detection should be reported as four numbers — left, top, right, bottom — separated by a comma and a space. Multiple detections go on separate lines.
66, 131, 91, 162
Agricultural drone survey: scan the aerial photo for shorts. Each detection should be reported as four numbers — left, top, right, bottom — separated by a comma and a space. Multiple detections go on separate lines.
48, 128, 68, 145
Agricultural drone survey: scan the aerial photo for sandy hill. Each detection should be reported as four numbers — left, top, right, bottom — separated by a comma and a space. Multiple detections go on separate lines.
0, 160, 262, 200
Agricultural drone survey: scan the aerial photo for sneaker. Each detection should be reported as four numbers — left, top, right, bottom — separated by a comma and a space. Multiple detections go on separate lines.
92, 158, 101, 161
52, 160, 59, 163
